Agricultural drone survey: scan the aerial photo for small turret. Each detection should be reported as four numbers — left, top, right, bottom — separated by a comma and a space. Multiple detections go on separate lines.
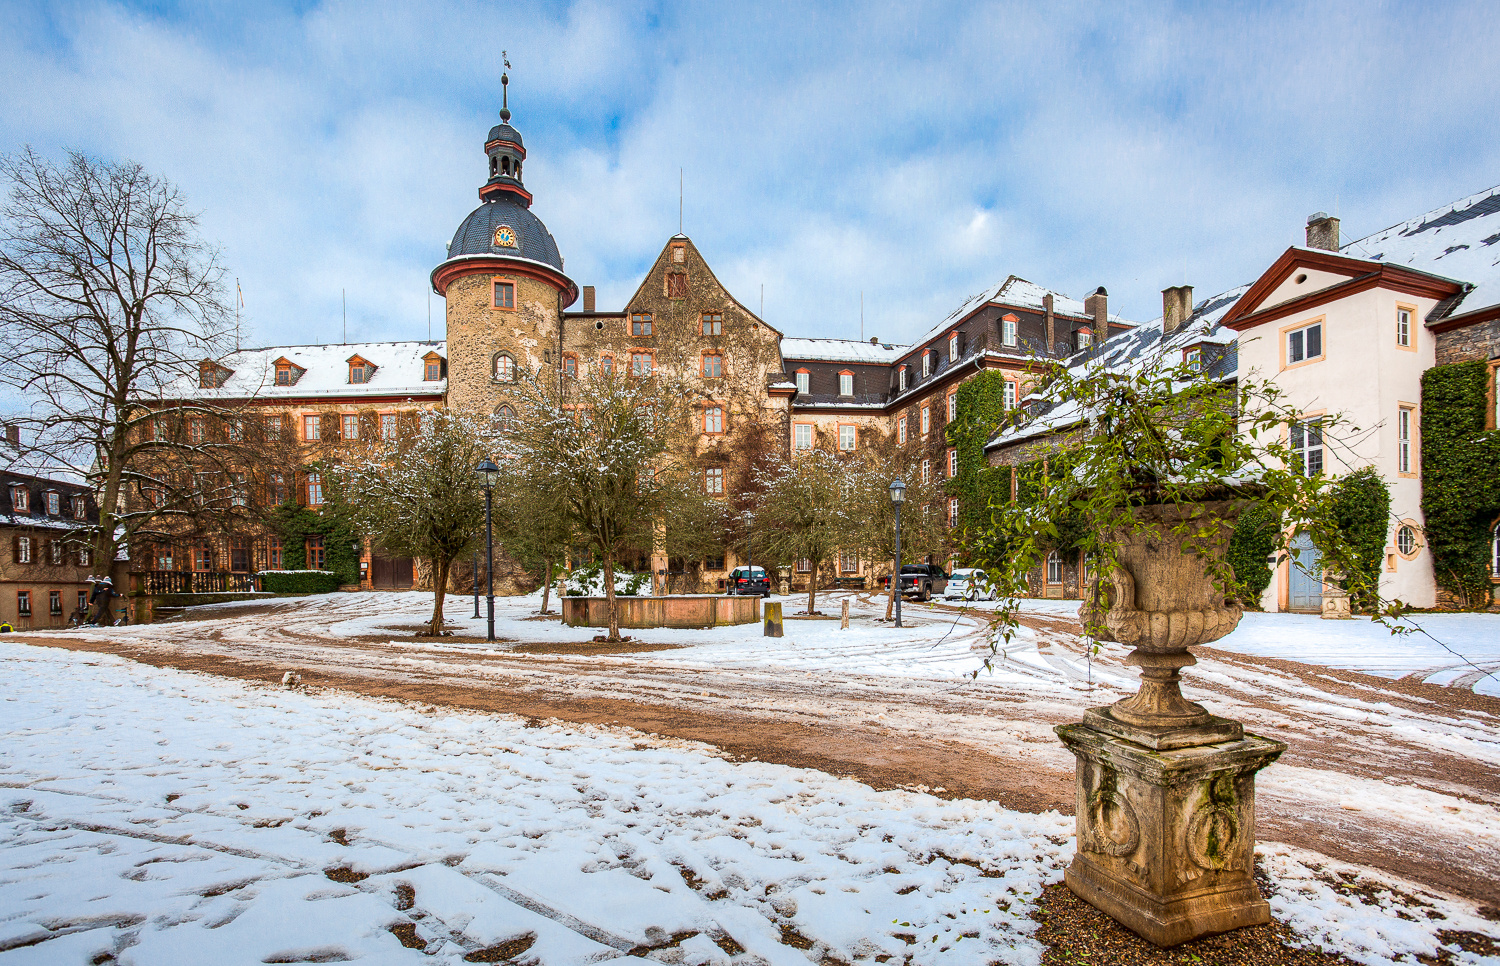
481, 73, 531, 206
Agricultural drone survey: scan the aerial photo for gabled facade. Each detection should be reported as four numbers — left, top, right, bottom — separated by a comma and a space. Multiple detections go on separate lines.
1, 431, 101, 627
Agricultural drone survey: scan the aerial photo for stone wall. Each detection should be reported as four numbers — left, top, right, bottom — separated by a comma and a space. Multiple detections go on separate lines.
445, 271, 564, 417
1435, 316, 1500, 366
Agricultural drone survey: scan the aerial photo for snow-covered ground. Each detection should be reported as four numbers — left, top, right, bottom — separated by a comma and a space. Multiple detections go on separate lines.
3, 639, 1497, 966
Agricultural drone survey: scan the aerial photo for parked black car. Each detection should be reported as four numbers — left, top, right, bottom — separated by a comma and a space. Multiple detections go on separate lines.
727, 566, 772, 597
880, 564, 949, 601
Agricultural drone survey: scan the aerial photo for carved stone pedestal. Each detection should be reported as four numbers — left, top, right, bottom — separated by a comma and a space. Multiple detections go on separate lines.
1057, 723, 1285, 947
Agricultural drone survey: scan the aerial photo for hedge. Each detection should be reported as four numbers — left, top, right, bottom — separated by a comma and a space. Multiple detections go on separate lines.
261, 570, 343, 595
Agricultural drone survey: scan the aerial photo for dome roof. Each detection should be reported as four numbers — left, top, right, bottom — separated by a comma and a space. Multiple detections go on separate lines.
486, 122, 524, 147
445, 194, 563, 272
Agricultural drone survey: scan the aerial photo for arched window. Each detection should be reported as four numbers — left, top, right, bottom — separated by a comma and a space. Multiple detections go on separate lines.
1046, 550, 1063, 585
493, 405, 517, 433
493, 353, 516, 383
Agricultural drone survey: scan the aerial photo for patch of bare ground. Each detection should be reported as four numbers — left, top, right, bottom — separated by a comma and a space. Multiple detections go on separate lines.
1036, 872, 1359, 966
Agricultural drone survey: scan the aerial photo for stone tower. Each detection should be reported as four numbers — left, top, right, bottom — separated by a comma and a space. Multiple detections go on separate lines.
431, 73, 578, 420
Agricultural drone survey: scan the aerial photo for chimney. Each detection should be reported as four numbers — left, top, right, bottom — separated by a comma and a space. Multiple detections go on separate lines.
1306, 212, 1340, 251
1083, 286, 1108, 332
582, 285, 596, 313
3, 423, 18, 448
1043, 293, 1056, 353
869, 337, 879, 345
1162, 285, 1194, 336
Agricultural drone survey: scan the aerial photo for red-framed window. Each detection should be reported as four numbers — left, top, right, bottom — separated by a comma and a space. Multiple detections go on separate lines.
703, 406, 724, 435
701, 352, 722, 378
493, 280, 516, 309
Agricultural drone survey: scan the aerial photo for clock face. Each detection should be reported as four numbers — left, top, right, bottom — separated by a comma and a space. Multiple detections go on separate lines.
493, 225, 517, 248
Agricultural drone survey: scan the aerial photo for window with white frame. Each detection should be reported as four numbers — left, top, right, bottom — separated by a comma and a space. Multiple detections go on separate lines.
838, 425, 856, 451
898, 367, 907, 392
342, 413, 359, 440
796, 558, 811, 573
17, 591, 30, 616
921, 459, 930, 484
949, 333, 959, 360
949, 497, 959, 527
922, 352, 931, 377
1396, 307, 1412, 347
10, 485, 27, 512
947, 393, 957, 422
1291, 418, 1324, 475
1492, 523, 1499, 577
795, 370, 809, 394
1046, 550, 1063, 584
1185, 347, 1202, 371
15, 536, 31, 563
920, 406, 930, 435
948, 449, 958, 477
72, 495, 85, 519
794, 423, 813, 450
1286, 321, 1323, 364
1004, 380, 1017, 409
839, 371, 854, 396
1396, 525, 1418, 557
381, 413, 398, 439
49, 539, 62, 564
1398, 406, 1413, 474
898, 415, 907, 444
840, 551, 858, 574
1077, 329, 1092, 350
1002, 316, 1017, 347
704, 467, 724, 494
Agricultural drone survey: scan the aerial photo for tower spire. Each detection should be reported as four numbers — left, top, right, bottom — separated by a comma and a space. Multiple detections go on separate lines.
500, 51, 511, 123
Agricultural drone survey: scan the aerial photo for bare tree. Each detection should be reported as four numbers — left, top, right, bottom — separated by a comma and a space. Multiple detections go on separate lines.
0, 148, 237, 587
334, 411, 488, 635
492, 455, 574, 615
849, 448, 949, 620
752, 448, 861, 615
499, 367, 693, 642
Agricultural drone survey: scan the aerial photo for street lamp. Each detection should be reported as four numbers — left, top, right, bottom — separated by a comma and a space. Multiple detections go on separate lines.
475, 457, 500, 641
743, 510, 756, 597
888, 477, 906, 628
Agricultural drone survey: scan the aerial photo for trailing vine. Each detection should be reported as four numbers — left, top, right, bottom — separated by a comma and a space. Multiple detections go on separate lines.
1421, 360, 1500, 607
267, 496, 361, 585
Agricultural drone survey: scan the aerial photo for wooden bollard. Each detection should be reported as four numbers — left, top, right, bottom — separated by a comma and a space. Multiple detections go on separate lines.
841, 598, 850, 629
763, 601, 783, 637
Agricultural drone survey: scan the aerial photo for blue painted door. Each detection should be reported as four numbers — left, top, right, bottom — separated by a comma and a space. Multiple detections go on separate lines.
1288, 533, 1323, 612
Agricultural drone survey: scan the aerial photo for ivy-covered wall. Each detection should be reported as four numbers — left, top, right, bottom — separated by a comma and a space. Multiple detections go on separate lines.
944, 370, 1015, 537
1329, 467, 1390, 612
268, 500, 361, 585
1421, 360, 1500, 607
1227, 504, 1279, 606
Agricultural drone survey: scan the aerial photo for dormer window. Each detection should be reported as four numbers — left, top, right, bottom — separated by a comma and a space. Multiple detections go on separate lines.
1077, 329, 1092, 350
423, 352, 444, 381
72, 495, 86, 519
838, 371, 854, 396
794, 369, 810, 394
10, 485, 28, 512
922, 352, 931, 378
898, 366, 908, 392
347, 356, 376, 385
198, 361, 231, 389
949, 333, 959, 360
1002, 314, 1019, 347
1184, 347, 1202, 371
44, 490, 60, 515
273, 358, 304, 387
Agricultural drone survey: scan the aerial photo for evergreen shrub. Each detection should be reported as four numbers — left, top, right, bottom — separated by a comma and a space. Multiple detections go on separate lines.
261, 570, 342, 595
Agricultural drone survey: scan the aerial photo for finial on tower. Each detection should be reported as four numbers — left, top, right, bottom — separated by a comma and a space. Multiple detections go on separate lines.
499, 51, 512, 123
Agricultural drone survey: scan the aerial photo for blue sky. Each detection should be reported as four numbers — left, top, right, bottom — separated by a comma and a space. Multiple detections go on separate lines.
3, 1, 1498, 349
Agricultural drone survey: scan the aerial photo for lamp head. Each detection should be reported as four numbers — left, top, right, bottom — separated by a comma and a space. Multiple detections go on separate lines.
475, 457, 501, 490
888, 477, 906, 505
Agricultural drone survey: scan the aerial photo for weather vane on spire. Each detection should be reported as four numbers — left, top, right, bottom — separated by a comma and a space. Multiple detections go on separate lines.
500, 51, 512, 122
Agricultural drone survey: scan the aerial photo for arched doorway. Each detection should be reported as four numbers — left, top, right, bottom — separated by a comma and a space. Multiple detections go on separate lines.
1287, 532, 1323, 613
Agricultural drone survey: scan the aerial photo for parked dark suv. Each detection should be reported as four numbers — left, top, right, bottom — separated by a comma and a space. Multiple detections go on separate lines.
727, 566, 772, 597
881, 564, 949, 601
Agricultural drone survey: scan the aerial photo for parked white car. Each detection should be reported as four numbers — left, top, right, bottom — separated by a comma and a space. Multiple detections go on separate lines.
943, 568, 995, 601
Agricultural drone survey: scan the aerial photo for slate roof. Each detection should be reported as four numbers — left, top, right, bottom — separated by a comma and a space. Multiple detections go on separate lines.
165, 341, 447, 401
445, 195, 565, 272
486, 122, 524, 147
780, 338, 909, 364
987, 284, 1248, 451
907, 276, 1130, 354
1339, 184, 1500, 317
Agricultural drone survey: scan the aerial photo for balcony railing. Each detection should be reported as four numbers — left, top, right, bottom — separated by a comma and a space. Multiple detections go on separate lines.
133, 570, 263, 595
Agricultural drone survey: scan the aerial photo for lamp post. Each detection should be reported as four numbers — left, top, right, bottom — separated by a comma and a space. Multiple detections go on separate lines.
888, 477, 906, 628
472, 550, 480, 619
743, 510, 755, 596
475, 458, 500, 641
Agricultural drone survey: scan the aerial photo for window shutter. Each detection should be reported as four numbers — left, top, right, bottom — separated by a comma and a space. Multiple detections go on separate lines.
322, 412, 340, 441
359, 410, 378, 440
11, 535, 19, 564
398, 411, 420, 437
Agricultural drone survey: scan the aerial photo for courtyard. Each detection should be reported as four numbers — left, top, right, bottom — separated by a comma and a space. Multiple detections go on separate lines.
1, 592, 1496, 964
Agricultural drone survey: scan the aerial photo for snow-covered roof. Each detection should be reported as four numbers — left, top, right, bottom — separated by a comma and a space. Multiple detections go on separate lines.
987, 284, 1248, 451
165, 340, 448, 400
0, 440, 87, 486
780, 338, 908, 364
1339, 184, 1500, 316
905, 276, 1132, 357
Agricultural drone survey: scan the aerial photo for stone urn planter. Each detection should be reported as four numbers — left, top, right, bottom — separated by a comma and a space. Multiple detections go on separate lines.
1059, 499, 1286, 947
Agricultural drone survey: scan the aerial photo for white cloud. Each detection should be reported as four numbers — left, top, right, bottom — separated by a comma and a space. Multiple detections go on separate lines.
2, 0, 1497, 358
